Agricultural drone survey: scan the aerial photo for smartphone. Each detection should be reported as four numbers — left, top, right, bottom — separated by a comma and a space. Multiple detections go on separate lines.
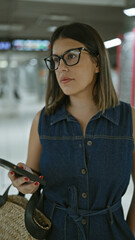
0, 158, 46, 186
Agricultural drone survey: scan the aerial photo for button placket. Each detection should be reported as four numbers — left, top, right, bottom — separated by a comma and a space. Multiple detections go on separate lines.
81, 218, 87, 225
81, 168, 87, 175
87, 140, 92, 146
82, 192, 87, 199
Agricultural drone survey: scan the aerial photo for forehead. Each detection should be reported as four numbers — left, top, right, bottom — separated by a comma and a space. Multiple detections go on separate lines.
52, 38, 86, 55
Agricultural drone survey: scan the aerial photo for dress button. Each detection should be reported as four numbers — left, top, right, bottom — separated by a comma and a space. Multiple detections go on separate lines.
81, 218, 87, 225
81, 168, 87, 174
87, 140, 92, 146
82, 192, 87, 198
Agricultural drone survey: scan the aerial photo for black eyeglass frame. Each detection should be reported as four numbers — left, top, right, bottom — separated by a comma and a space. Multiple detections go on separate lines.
44, 47, 90, 71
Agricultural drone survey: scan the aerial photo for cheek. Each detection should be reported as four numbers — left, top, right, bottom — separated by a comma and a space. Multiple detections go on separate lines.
77, 65, 96, 82
86, 63, 98, 79
55, 71, 60, 83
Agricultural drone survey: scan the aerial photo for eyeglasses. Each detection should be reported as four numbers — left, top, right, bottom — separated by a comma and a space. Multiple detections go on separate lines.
44, 47, 90, 71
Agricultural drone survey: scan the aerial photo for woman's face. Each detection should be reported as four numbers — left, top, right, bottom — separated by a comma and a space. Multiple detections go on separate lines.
52, 38, 99, 98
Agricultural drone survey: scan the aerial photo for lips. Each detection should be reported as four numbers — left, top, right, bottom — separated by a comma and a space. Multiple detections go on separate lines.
60, 77, 73, 84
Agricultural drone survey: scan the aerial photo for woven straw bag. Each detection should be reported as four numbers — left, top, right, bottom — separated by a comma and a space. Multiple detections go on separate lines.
0, 194, 36, 240
0, 185, 51, 240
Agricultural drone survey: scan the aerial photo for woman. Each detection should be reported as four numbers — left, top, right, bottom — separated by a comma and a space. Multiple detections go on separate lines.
8, 22, 135, 240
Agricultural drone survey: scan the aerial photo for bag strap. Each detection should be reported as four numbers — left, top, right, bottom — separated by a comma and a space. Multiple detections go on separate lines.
0, 184, 12, 207
25, 186, 51, 239
0, 185, 51, 239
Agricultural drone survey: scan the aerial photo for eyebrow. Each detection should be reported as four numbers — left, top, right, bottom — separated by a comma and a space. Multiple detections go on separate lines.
52, 47, 82, 56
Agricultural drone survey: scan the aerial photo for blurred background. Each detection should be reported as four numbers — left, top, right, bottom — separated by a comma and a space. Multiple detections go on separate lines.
0, 0, 135, 217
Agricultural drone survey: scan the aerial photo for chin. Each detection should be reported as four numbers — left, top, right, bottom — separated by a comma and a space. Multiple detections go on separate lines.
61, 88, 74, 96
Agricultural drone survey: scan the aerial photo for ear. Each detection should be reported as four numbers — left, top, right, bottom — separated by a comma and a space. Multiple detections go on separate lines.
95, 55, 99, 73
95, 65, 99, 73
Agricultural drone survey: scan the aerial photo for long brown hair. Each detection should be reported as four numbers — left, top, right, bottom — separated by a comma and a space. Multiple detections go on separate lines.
45, 22, 119, 115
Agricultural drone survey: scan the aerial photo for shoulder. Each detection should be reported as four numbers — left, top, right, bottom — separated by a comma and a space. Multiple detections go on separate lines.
131, 107, 135, 120
118, 101, 133, 118
131, 107, 135, 183
33, 107, 45, 123
119, 100, 130, 108
32, 110, 42, 125
116, 101, 132, 121
34, 110, 42, 120
131, 107, 135, 138
31, 107, 45, 131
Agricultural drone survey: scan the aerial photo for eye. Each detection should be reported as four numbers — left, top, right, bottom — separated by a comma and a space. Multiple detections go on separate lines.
67, 53, 76, 59
66, 50, 79, 61
52, 56, 59, 63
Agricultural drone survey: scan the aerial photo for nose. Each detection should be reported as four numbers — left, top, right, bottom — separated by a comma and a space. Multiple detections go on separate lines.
58, 58, 68, 71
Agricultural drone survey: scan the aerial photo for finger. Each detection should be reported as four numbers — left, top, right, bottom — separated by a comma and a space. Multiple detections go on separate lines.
8, 163, 29, 183
8, 163, 26, 181
8, 171, 16, 181
18, 181, 40, 194
17, 162, 26, 169
12, 175, 31, 188
39, 175, 44, 179
17, 162, 33, 174
30, 181, 40, 194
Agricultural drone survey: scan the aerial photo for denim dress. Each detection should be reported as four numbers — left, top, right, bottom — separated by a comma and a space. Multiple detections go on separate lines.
38, 101, 134, 240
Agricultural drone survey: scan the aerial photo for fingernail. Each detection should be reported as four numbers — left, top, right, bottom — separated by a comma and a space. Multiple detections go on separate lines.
24, 177, 29, 181
34, 182, 39, 186
10, 171, 14, 175
39, 176, 44, 179
20, 166, 24, 169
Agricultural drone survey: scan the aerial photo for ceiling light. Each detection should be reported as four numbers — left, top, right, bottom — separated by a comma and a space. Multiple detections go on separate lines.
104, 38, 122, 49
19, 0, 126, 6
46, 15, 73, 21
0, 24, 24, 31
123, 8, 135, 17
47, 26, 57, 32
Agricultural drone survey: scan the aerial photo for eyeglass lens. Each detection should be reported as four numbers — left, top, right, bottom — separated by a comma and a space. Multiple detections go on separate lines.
46, 49, 81, 71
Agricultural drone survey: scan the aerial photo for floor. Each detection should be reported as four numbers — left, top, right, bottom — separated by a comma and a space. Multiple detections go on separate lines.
0, 96, 134, 219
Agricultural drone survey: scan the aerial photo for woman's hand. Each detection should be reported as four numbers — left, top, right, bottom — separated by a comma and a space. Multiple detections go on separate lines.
8, 162, 40, 194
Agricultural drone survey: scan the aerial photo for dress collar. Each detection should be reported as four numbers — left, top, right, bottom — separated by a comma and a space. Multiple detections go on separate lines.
50, 103, 120, 126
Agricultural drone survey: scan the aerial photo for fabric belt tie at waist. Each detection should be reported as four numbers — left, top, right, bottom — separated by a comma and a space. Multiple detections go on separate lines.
56, 200, 121, 240
49, 186, 122, 240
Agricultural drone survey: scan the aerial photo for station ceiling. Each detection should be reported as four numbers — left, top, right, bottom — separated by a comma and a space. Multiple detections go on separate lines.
0, 0, 134, 42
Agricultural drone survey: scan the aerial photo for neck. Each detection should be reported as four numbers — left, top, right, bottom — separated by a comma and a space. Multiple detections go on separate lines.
68, 94, 97, 112
67, 94, 99, 137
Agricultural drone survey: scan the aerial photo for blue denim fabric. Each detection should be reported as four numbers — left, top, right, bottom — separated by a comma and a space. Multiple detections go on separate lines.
38, 101, 134, 240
